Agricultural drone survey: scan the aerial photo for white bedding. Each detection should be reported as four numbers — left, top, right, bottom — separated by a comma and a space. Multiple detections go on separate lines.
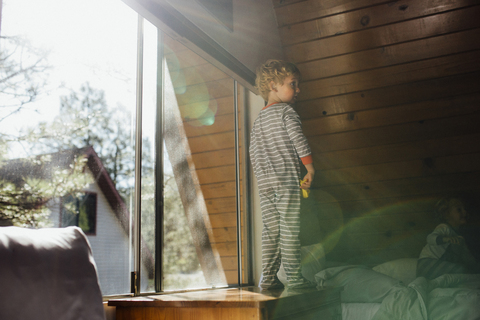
342, 303, 381, 320
315, 261, 480, 320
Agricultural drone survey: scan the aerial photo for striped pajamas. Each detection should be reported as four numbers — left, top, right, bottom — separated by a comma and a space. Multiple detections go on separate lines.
250, 103, 312, 288
260, 189, 303, 286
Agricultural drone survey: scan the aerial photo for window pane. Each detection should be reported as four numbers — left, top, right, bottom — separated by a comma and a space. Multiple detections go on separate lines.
162, 34, 238, 290
0, 0, 138, 295
78, 193, 97, 234
140, 19, 159, 293
61, 193, 97, 234
61, 195, 80, 228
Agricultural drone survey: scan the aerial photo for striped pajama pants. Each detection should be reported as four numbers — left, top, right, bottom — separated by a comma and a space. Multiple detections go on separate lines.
260, 188, 304, 288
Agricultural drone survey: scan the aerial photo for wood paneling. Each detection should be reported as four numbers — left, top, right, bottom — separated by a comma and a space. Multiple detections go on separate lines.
303, 93, 480, 136
333, 195, 439, 221
314, 133, 480, 171
201, 181, 236, 200
275, 0, 389, 26
213, 241, 238, 256
279, 0, 479, 46
296, 71, 480, 118
318, 152, 480, 188
310, 112, 480, 152
320, 172, 480, 203
209, 213, 238, 229
196, 165, 235, 184
297, 28, 480, 81
175, 78, 233, 106
299, 50, 480, 101
191, 149, 235, 169
273, 0, 480, 264
189, 132, 234, 153
184, 113, 235, 137
205, 196, 236, 214
285, 6, 480, 62
164, 36, 242, 286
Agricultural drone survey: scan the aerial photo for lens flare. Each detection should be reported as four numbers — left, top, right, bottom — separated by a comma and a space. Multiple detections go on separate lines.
165, 45, 219, 128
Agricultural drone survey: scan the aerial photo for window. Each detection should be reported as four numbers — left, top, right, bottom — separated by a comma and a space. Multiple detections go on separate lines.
1, 0, 138, 296
61, 193, 97, 234
0, 0, 252, 296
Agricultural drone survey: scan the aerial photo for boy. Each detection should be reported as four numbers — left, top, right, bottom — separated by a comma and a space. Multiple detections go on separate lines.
250, 60, 315, 289
417, 198, 480, 279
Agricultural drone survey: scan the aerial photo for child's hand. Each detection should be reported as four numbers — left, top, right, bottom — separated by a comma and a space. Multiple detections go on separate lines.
443, 236, 464, 245
300, 171, 314, 190
299, 179, 310, 198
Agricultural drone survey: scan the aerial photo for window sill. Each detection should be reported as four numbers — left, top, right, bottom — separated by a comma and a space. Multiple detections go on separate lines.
108, 286, 342, 319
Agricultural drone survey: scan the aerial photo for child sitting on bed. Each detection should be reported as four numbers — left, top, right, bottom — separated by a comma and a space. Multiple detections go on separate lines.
417, 197, 480, 279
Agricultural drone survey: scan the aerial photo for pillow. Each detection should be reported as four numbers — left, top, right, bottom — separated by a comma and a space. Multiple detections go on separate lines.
277, 243, 326, 285
315, 265, 403, 303
372, 258, 418, 285
0, 226, 105, 320
300, 242, 326, 283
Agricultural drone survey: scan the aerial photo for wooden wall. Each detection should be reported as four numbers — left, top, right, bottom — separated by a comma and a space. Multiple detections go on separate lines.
164, 35, 246, 284
272, 0, 480, 265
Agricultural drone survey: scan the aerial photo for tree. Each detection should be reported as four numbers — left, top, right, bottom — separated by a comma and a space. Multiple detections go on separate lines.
0, 35, 77, 227
140, 171, 202, 290
0, 151, 91, 227
0, 35, 50, 124
0, 34, 51, 175
34, 82, 135, 194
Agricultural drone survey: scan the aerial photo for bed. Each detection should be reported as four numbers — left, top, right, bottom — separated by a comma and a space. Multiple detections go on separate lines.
278, 244, 480, 320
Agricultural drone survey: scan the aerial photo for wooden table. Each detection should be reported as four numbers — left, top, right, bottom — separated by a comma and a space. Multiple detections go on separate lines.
108, 286, 342, 320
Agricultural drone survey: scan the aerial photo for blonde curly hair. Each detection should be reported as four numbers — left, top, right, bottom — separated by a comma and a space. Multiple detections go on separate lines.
434, 198, 465, 223
255, 59, 301, 101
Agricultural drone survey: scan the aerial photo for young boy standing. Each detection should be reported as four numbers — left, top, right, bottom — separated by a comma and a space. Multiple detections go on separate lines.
250, 60, 315, 289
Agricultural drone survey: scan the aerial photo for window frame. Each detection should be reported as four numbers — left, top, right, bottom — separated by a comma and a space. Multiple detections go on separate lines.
129, 13, 255, 294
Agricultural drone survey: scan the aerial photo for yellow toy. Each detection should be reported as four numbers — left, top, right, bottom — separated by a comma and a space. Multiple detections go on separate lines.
299, 179, 310, 198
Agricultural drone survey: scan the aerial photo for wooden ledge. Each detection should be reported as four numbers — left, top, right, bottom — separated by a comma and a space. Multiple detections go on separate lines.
108, 286, 342, 320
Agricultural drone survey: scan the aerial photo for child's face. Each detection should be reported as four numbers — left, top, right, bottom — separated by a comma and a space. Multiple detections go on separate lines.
446, 203, 467, 228
270, 75, 300, 105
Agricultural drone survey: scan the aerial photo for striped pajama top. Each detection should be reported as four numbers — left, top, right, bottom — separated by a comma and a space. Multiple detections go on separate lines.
250, 102, 312, 194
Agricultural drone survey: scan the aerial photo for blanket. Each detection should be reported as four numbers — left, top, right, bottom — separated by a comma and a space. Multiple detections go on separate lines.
372, 274, 480, 320
315, 266, 480, 320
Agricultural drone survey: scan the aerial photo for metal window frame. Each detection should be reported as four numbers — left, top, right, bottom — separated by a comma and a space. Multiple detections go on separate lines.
130, 11, 255, 296
132, 14, 144, 295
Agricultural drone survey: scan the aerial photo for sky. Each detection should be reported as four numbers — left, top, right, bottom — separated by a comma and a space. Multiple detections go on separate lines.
1, 0, 158, 160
